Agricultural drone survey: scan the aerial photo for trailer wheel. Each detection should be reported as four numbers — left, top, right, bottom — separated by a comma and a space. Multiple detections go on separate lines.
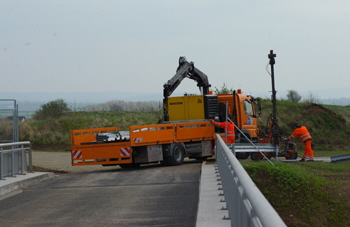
236, 152, 250, 160
285, 152, 298, 160
166, 143, 185, 166
251, 152, 263, 161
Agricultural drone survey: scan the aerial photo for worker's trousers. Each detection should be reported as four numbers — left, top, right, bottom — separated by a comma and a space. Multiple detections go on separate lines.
226, 133, 235, 144
302, 140, 314, 160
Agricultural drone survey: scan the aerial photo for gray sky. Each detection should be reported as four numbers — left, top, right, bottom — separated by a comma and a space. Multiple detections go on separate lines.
1, 0, 350, 100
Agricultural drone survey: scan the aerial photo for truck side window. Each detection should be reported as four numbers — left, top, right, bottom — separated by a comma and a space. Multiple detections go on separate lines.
244, 100, 254, 117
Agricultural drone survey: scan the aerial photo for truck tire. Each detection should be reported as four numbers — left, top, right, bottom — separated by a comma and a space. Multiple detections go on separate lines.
236, 137, 250, 159
285, 151, 298, 160
165, 143, 185, 166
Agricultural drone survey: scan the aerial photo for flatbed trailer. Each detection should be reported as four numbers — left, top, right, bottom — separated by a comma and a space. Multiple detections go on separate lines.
70, 120, 215, 167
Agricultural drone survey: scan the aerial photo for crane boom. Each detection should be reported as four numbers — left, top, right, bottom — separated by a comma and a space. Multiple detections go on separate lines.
163, 56, 211, 121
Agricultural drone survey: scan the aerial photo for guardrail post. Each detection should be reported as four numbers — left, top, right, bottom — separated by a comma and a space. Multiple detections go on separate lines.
0, 147, 3, 180
11, 144, 15, 177
19, 144, 26, 174
27, 145, 33, 173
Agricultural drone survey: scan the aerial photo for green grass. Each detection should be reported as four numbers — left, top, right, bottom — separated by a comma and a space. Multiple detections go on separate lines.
242, 160, 350, 227
315, 150, 350, 157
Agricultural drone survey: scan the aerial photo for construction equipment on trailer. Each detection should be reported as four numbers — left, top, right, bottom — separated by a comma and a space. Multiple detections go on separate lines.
70, 56, 262, 167
70, 57, 219, 167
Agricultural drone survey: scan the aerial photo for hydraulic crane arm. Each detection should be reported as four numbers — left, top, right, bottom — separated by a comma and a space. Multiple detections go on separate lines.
163, 56, 211, 98
163, 56, 211, 121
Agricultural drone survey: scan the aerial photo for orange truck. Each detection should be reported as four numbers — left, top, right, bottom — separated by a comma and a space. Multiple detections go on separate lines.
71, 120, 215, 167
70, 57, 262, 167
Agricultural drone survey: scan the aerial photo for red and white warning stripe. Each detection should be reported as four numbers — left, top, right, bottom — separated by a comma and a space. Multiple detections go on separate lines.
120, 147, 130, 156
72, 150, 82, 159
133, 137, 142, 142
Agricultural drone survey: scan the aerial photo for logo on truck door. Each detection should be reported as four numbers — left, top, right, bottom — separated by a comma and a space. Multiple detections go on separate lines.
120, 147, 131, 156
247, 117, 252, 125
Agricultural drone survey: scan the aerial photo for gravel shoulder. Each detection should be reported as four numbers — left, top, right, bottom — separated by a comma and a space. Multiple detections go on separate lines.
31, 151, 121, 173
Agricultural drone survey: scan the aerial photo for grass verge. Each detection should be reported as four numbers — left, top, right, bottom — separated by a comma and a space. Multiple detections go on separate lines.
241, 159, 350, 227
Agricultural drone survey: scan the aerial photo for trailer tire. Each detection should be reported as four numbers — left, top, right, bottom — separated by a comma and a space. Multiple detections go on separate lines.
165, 143, 185, 166
285, 152, 298, 160
236, 152, 250, 159
250, 152, 263, 161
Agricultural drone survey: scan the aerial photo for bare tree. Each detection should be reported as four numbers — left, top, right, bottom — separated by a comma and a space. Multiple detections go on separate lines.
214, 83, 233, 94
303, 91, 320, 104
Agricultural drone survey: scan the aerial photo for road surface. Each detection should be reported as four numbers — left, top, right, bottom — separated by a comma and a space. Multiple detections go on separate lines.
0, 152, 203, 226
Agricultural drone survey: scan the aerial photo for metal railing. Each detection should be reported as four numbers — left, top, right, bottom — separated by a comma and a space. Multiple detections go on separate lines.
0, 142, 32, 180
215, 135, 286, 227
0, 99, 19, 143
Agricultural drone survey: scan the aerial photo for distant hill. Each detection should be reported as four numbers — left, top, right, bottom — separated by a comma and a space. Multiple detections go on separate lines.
1, 87, 350, 112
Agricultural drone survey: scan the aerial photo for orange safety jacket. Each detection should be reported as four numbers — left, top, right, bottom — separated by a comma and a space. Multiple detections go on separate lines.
214, 121, 235, 144
287, 126, 312, 143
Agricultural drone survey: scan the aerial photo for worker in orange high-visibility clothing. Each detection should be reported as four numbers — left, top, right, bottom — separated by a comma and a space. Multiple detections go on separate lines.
212, 119, 235, 144
286, 123, 314, 162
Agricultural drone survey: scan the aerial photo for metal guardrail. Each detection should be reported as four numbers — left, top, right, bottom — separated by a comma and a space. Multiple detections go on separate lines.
233, 143, 276, 153
0, 141, 32, 180
330, 153, 350, 163
215, 135, 286, 227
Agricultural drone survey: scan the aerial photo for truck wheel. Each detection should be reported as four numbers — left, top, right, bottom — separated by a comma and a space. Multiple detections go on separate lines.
166, 144, 185, 166
236, 136, 250, 159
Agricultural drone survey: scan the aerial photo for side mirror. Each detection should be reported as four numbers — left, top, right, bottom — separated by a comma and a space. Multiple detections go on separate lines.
255, 98, 262, 117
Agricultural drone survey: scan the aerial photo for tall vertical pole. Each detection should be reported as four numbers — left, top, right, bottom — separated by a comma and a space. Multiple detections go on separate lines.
268, 50, 279, 158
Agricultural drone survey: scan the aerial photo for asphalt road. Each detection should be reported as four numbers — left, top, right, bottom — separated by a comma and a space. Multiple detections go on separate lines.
0, 152, 203, 227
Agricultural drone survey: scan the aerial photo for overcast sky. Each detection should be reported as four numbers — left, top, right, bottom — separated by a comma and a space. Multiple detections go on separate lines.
1, 0, 350, 100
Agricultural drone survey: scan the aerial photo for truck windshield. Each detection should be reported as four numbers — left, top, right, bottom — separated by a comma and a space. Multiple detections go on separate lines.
243, 100, 254, 117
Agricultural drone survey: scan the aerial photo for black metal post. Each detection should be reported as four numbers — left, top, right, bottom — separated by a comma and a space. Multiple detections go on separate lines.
268, 50, 279, 146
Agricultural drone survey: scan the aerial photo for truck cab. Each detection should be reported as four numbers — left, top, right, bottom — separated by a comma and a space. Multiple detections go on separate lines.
217, 89, 261, 143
